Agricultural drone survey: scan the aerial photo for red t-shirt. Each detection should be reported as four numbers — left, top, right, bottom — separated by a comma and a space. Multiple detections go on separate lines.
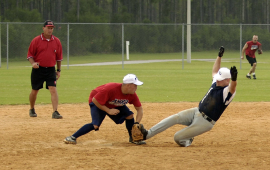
27, 33, 63, 67
89, 83, 142, 108
245, 41, 261, 58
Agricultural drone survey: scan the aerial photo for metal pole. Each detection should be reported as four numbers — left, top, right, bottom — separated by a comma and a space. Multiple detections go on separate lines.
122, 23, 124, 69
187, 0, 191, 63
67, 23, 70, 69
7, 23, 9, 69
240, 24, 242, 69
0, 23, 1, 68
182, 24, 184, 69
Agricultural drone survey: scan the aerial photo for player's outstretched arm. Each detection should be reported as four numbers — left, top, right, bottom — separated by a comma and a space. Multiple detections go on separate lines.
212, 46, 224, 77
134, 106, 143, 123
229, 66, 237, 94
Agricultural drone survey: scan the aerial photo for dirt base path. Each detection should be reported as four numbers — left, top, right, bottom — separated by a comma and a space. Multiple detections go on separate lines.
0, 102, 269, 170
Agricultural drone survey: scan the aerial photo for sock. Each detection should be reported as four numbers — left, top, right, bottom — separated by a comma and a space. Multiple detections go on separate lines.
252, 73, 255, 75
125, 118, 134, 137
72, 123, 95, 138
247, 73, 250, 76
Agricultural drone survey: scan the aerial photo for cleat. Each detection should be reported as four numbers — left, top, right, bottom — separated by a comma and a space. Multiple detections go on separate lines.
253, 74, 256, 79
179, 138, 194, 147
52, 111, 63, 119
139, 124, 148, 140
29, 108, 37, 117
246, 75, 251, 79
64, 136, 77, 144
129, 137, 146, 145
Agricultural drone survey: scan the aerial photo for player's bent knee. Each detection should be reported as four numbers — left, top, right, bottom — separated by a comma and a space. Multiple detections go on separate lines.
93, 125, 99, 130
125, 114, 134, 119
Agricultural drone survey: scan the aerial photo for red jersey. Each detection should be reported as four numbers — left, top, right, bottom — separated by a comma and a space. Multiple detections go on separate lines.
27, 33, 63, 67
245, 41, 261, 58
89, 83, 142, 108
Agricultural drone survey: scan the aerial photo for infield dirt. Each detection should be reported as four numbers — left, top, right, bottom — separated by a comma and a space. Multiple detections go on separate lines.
0, 102, 269, 170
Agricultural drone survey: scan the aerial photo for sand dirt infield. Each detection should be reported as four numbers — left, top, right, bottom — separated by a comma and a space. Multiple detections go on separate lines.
0, 102, 269, 170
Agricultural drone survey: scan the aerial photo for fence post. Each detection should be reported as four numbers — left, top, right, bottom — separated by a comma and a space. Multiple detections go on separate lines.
126, 41, 129, 60
187, 0, 191, 63
240, 24, 242, 69
6, 23, 9, 69
0, 23, 1, 68
182, 23, 184, 69
122, 23, 124, 69
67, 23, 70, 69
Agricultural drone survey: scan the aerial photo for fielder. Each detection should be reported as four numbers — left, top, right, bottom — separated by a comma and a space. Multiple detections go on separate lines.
241, 35, 263, 79
64, 74, 146, 145
138, 47, 238, 147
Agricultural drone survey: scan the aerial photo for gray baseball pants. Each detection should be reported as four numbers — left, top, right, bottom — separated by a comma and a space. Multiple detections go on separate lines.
146, 107, 214, 147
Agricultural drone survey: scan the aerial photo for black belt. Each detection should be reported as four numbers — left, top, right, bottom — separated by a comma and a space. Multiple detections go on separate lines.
200, 112, 215, 125
39, 66, 55, 69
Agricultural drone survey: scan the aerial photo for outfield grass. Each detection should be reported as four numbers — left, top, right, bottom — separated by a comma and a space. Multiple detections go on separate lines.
0, 51, 269, 105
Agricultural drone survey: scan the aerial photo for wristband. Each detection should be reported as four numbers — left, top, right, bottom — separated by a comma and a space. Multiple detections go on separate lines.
57, 69, 61, 72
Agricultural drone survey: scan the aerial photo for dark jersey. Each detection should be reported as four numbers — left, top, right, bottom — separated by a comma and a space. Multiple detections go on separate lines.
198, 78, 236, 121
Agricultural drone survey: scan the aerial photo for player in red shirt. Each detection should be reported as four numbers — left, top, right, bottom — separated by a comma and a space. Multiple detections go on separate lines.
64, 74, 146, 145
27, 20, 63, 119
241, 35, 263, 79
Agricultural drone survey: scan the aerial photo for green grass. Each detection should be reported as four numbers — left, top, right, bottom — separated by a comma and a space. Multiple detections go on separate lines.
0, 51, 269, 105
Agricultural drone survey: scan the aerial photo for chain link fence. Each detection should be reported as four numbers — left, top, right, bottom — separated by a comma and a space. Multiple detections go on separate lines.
0, 22, 270, 69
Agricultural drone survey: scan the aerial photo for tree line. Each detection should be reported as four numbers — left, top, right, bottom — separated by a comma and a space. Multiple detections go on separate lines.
0, 0, 270, 24
1, 0, 270, 59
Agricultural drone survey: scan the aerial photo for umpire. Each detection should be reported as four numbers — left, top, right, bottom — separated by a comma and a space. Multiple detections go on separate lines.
27, 20, 63, 119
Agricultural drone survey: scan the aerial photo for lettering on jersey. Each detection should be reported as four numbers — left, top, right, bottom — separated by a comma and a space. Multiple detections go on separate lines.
201, 87, 213, 103
108, 99, 129, 106
251, 45, 258, 50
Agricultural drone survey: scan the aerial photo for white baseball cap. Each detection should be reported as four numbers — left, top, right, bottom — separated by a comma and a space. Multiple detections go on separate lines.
214, 67, 231, 81
123, 74, 143, 85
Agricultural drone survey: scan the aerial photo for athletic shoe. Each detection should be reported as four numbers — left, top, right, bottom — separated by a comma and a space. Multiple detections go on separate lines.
64, 136, 77, 144
139, 124, 148, 140
246, 75, 251, 79
29, 108, 37, 117
129, 137, 146, 145
253, 74, 257, 79
52, 111, 63, 119
179, 138, 194, 147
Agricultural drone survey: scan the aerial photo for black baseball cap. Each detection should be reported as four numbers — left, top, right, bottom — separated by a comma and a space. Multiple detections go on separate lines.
43, 20, 54, 27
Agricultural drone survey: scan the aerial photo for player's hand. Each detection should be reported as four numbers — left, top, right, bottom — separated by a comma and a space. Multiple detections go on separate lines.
241, 56, 244, 59
218, 46, 224, 57
32, 62, 39, 69
56, 71, 61, 80
108, 109, 120, 115
230, 66, 238, 81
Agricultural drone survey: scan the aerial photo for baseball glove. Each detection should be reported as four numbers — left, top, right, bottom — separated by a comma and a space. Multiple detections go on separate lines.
258, 49, 262, 54
131, 123, 144, 142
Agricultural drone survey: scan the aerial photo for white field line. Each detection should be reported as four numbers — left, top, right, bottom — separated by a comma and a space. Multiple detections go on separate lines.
62, 59, 238, 67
